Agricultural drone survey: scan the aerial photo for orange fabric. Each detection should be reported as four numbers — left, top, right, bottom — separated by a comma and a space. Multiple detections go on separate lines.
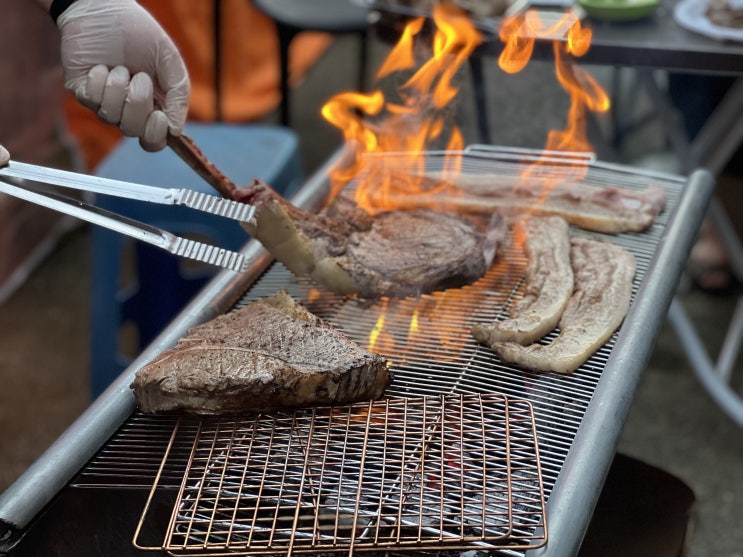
64, 0, 333, 170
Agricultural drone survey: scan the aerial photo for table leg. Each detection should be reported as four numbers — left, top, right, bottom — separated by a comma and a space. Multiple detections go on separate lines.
468, 53, 492, 145
687, 77, 743, 175
663, 77, 743, 427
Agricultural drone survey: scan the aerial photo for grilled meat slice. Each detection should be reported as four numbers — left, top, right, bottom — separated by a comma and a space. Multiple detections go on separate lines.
472, 216, 573, 346
238, 180, 504, 299
130, 291, 391, 414
370, 171, 666, 234
490, 238, 636, 374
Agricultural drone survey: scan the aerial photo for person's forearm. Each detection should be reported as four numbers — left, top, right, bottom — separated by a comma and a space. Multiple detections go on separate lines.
35, 0, 53, 11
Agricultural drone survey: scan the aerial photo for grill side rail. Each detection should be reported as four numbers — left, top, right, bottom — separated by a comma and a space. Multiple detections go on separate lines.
525, 167, 714, 556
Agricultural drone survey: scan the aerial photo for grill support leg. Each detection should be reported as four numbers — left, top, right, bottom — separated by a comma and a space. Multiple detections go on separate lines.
640, 73, 743, 428
668, 199, 743, 426
668, 298, 743, 428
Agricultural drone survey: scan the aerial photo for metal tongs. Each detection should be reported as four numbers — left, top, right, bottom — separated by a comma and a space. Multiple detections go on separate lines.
0, 134, 254, 273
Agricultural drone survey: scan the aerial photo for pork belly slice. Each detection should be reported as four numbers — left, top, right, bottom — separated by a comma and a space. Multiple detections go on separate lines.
472, 216, 573, 346
490, 238, 636, 374
375, 172, 666, 234
130, 291, 391, 414
237, 180, 504, 299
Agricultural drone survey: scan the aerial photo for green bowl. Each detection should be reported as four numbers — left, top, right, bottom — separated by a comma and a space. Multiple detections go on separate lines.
577, 0, 661, 21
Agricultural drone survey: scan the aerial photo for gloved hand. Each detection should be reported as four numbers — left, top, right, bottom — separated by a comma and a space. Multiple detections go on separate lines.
0, 145, 9, 167
57, 0, 190, 152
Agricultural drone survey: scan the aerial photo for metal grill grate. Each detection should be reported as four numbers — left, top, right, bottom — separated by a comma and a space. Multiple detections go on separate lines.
74, 147, 690, 556
134, 394, 546, 555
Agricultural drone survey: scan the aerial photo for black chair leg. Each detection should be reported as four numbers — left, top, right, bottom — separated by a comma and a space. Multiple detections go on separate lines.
277, 24, 297, 126
358, 28, 369, 91
468, 52, 491, 145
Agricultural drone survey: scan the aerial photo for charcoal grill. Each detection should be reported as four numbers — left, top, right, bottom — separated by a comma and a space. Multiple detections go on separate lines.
0, 146, 714, 557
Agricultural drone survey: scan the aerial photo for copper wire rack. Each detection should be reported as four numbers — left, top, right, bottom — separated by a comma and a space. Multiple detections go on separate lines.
134, 393, 546, 555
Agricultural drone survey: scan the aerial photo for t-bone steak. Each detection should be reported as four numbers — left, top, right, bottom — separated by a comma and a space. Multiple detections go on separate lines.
130, 291, 391, 414
236, 181, 504, 299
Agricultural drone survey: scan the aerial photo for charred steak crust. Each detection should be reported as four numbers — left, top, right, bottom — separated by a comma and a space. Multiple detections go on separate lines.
130, 291, 391, 414
339, 209, 503, 298
240, 180, 504, 298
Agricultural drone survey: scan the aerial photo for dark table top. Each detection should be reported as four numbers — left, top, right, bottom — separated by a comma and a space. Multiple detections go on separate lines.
472, 0, 743, 74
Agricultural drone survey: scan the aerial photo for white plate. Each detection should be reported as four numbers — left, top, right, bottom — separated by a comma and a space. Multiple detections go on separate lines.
674, 0, 743, 42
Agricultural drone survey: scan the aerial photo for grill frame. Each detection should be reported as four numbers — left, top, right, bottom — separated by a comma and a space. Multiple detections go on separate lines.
0, 146, 715, 557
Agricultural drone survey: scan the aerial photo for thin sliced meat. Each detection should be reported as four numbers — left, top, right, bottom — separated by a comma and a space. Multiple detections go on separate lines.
361, 171, 666, 234
472, 216, 573, 346
490, 238, 636, 374
430, 171, 666, 233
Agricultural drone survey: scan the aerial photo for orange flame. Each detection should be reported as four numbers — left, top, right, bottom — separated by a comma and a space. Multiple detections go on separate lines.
498, 10, 610, 183
498, 13, 534, 74
376, 17, 425, 78
545, 41, 609, 156
325, 7, 611, 355
368, 298, 396, 355
321, 4, 481, 213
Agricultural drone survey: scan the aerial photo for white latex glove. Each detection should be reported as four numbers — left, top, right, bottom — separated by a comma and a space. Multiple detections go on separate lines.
0, 145, 9, 166
57, 0, 190, 152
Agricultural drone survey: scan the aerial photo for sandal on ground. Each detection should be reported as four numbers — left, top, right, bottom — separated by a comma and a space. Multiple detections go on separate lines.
686, 221, 735, 294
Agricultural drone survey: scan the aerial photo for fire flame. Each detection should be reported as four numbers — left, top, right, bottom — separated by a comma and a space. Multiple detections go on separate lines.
320, 5, 610, 354
321, 4, 481, 212
499, 10, 609, 182
363, 286, 492, 362
497, 8, 610, 245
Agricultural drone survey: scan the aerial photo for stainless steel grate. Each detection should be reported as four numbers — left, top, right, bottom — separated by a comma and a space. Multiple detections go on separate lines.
134, 394, 546, 555
74, 147, 690, 556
